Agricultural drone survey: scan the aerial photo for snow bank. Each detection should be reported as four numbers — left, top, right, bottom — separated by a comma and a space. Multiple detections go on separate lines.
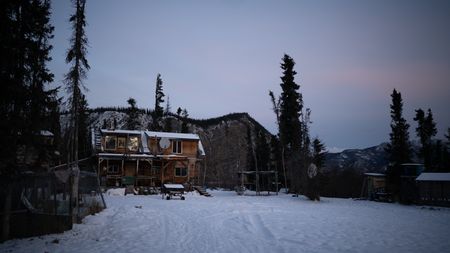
105, 188, 125, 196
2, 191, 450, 253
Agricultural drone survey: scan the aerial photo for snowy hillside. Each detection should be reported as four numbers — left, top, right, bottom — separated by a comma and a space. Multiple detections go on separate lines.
2, 191, 449, 253
324, 143, 390, 173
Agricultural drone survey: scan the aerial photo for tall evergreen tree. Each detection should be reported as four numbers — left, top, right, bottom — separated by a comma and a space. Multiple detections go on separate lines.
312, 138, 326, 169
65, 0, 89, 163
385, 89, 411, 199
414, 108, 437, 170
27, 0, 56, 139
270, 54, 314, 197
151, 73, 165, 131
181, 108, 189, 133
278, 54, 303, 152
126, 97, 140, 130
0, 0, 55, 241
64, 0, 89, 222
386, 89, 411, 165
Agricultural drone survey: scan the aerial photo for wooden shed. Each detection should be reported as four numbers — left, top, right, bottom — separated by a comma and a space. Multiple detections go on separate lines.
416, 173, 450, 206
360, 173, 389, 201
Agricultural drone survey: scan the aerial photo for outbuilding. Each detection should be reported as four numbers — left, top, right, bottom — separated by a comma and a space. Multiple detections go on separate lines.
416, 173, 450, 206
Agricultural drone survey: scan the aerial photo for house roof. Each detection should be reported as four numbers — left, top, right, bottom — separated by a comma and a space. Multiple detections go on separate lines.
198, 141, 206, 156
97, 129, 206, 156
364, 173, 386, 177
416, 173, 450, 182
145, 131, 200, 140
163, 184, 185, 189
101, 129, 142, 135
141, 132, 150, 153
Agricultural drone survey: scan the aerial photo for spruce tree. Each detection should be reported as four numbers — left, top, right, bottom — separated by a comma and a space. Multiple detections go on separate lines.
181, 108, 189, 133
126, 97, 140, 130
65, 0, 89, 163
386, 89, 411, 165
151, 73, 165, 131
312, 138, 326, 169
64, 0, 89, 222
414, 108, 437, 170
272, 54, 312, 196
0, 0, 55, 241
269, 54, 319, 197
385, 89, 411, 199
27, 0, 56, 140
278, 54, 302, 152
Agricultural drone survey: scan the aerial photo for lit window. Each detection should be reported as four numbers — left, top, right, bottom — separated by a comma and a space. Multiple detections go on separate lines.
118, 137, 126, 148
105, 136, 117, 150
175, 167, 187, 177
172, 140, 182, 154
128, 136, 139, 151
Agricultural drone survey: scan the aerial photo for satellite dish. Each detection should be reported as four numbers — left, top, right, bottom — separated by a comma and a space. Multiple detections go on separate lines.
307, 163, 318, 179
159, 137, 171, 149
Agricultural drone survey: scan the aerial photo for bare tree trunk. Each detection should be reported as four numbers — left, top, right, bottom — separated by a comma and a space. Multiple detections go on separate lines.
1, 182, 13, 242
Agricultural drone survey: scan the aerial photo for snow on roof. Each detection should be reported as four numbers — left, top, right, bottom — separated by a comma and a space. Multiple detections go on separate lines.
416, 173, 450, 182
145, 131, 200, 140
364, 173, 386, 177
198, 141, 205, 156
101, 129, 142, 135
141, 132, 150, 153
163, 184, 185, 189
39, 130, 54, 137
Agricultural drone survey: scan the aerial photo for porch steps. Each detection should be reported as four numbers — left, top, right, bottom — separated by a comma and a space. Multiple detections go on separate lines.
193, 186, 212, 197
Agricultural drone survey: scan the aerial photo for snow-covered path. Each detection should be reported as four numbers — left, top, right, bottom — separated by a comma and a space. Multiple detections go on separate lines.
2, 190, 450, 253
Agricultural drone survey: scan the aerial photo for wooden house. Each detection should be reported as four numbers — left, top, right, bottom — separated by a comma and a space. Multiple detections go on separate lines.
95, 129, 205, 187
416, 173, 450, 206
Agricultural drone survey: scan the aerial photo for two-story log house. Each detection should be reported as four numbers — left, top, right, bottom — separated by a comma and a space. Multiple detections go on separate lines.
95, 129, 205, 187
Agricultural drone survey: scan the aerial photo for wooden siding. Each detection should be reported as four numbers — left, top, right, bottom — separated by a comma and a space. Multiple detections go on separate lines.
147, 138, 199, 157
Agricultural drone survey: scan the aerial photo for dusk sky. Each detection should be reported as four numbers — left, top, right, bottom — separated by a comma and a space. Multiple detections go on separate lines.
49, 0, 450, 150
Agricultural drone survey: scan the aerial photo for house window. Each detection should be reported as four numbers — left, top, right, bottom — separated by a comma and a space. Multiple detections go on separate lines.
175, 167, 187, 177
107, 164, 120, 173
172, 140, 182, 154
128, 136, 139, 151
118, 137, 126, 148
105, 136, 117, 150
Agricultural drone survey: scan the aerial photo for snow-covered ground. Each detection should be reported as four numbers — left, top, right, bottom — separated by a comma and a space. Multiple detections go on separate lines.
2, 190, 450, 253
